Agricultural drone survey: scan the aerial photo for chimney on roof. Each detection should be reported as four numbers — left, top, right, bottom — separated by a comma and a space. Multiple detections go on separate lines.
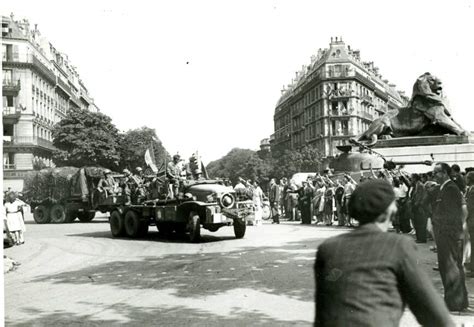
330, 37, 333, 43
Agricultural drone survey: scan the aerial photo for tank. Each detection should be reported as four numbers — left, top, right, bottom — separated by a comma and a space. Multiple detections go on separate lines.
330, 145, 384, 174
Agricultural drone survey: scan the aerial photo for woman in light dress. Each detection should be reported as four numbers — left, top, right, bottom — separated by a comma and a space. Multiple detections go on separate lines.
4, 192, 26, 245
252, 180, 264, 226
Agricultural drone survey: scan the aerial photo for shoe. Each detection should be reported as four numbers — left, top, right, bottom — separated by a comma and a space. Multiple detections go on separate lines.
433, 266, 439, 271
430, 246, 437, 252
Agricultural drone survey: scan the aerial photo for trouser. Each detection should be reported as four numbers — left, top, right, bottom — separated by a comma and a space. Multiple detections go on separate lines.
469, 225, 474, 272
413, 208, 428, 242
271, 205, 280, 223
397, 198, 412, 233
434, 228, 469, 311
336, 201, 344, 226
301, 202, 312, 224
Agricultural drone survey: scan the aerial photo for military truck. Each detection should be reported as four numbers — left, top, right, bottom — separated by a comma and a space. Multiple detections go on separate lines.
23, 166, 126, 224
109, 179, 253, 242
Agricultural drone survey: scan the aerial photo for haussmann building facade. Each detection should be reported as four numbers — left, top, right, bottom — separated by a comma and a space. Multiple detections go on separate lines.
271, 37, 408, 161
2, 14, 99, 191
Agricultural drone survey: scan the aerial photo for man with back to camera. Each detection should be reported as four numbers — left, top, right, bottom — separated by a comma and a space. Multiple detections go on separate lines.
314, 179, 453, 326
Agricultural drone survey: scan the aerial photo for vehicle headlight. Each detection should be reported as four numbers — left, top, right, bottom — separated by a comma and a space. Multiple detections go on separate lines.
219, 193, 235, 209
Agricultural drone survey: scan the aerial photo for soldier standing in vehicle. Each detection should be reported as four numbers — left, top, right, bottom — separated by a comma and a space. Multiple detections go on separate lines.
121, 169, 132, 205
97, 169, 117, 197
167, 154, 182, 198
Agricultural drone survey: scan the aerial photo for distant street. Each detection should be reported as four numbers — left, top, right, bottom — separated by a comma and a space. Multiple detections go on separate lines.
4, 212, 474, 326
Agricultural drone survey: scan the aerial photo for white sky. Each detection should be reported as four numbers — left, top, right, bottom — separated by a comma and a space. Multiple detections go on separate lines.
3, 0, 474, 163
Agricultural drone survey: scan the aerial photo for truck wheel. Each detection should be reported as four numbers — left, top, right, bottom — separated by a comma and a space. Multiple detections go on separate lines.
50, 204, 67, 223
110, 210, 125, 237
78, 211, 96, 222
124, 210, 141, 238
187, 212, 201, 243
33, 205, 51, 224
234, 219, 246, 239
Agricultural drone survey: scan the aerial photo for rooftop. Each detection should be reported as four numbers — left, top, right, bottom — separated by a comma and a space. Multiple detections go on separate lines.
276, 37, 405, 107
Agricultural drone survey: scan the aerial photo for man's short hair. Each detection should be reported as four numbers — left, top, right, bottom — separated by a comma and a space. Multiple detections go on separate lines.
436, 162, 451, 176
451, 164, 461, 173
466, 171, 474, 186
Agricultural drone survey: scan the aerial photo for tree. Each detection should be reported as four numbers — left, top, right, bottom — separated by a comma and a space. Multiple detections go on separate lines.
206, 148, 256, 184
52, 107, 120, 169
271, 145, 322, 179
118, 127, 170, 172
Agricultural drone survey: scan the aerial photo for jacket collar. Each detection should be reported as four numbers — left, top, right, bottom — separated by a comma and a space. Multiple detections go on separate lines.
357, 222, 383, 233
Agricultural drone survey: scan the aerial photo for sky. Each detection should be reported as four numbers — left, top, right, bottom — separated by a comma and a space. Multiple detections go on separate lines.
3, 0, 474, 163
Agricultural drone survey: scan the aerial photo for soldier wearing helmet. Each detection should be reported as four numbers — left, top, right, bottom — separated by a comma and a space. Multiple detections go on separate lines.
97, 169, 117, 196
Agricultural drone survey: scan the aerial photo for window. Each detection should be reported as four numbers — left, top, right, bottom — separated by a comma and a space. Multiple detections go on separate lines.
3, 69, 12, 83
6, 95, 14, 107
332, 121, 336, 135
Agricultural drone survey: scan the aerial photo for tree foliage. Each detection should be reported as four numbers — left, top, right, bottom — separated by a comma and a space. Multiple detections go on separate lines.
52, 108, 120, 169
206, 145, 322, 187
118, 127, 170, 172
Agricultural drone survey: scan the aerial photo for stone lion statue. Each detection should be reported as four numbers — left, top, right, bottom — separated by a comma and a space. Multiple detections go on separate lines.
352, 72, 468, 146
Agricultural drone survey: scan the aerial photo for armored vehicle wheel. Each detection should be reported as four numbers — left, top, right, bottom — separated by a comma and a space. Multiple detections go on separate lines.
33, 205, 51, 224
110, 210, 125, 237
124, 210, 141, 238
233, 219, 246, 239
78, 211, 95, 222
187, 212, 201, 243
50, 204, 67, 223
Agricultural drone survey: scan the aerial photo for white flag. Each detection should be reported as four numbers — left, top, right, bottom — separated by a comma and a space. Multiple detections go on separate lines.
145, 149, 158, 173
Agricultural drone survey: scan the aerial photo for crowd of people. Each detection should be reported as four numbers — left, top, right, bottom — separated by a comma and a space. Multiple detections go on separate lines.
314, 162, 474, 325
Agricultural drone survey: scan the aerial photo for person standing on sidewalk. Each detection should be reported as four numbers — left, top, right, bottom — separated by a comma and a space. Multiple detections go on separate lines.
269, 178, 281, 224
314, 179, 454, 326
4, 192, 26, 245
465, 171, 474, 277
411, 173, 428, 243
432, 162, 469, 311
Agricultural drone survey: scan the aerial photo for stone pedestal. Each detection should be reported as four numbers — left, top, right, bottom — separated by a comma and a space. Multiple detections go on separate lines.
373, 135, 474, 173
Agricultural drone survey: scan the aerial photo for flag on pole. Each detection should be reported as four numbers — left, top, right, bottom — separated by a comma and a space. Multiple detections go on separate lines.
144, 143, 158, 173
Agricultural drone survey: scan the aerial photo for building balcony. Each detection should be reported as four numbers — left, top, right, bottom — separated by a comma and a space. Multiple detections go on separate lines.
56, 78, 72, 96
361, 94, 374, 105
3, 163, 16, 170
3, 79, 21, 94
328, 89, 354, 100
3, 53, 56, 84
3, 136, 56, 151
3, 106, 22, 123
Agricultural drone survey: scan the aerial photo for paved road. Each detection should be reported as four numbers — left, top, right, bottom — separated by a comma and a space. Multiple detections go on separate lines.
4, 212, 474, 326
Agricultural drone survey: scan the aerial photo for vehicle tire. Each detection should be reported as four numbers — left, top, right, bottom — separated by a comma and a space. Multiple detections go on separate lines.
124, 210, 141, 238
50, 204, 67, 223
187, 212, 201, 243
65, 209, 78, 223
78, 211, 96, 222
110, 210, 125, 237
262, 205, 271, 220
233, 219, 246, 239
33, 205, 51, 224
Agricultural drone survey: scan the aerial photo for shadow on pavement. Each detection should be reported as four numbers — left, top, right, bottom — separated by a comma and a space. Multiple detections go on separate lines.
30, 238, 322, 303
9, 303, 310, 327
67, 229, 239, 244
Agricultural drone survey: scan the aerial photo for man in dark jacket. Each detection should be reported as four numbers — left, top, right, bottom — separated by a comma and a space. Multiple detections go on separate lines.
269, 178, 281, 224
432, 162, 469, 311
315, 179, 453, 326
